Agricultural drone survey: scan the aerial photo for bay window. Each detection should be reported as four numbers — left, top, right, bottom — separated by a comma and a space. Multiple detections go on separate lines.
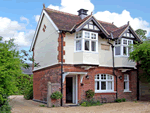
95, 74, 114, 92
75, 31, 98, 52
114, 38, 133, 56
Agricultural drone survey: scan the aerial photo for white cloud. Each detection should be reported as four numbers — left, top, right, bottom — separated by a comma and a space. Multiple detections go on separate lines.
48, 0, 94, 15
0, 17, 34, 47
20, 16, 29, 25
34, 15, 40, 23
94, 10, 150, 36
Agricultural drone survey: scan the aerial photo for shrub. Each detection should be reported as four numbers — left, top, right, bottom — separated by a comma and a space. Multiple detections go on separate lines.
115, 99, 122, 103
39, 104, 45, 107
24, 86, 33, 100
86, 89, 95, 98
51, 91, 63, 99
122, 98, 126, 102
0, 99, 11, 113
80, 99, 102, 107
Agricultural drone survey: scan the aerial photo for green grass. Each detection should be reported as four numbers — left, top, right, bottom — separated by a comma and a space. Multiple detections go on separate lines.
39, 104, 45, 107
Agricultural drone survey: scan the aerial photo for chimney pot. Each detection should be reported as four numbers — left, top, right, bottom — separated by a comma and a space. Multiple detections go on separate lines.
77, 9, 88, 19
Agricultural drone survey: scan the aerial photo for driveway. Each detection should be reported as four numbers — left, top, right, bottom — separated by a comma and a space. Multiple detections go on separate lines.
9, 95, 150, 113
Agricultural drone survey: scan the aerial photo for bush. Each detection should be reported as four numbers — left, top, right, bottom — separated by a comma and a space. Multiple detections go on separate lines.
51, 91, 63, 99
115, 99, 122, 103
122, 98, 126, 102
86, 89, 95, 98
0, 99, 11, 113
80, 99, 102, 107
24, 86, 33, 100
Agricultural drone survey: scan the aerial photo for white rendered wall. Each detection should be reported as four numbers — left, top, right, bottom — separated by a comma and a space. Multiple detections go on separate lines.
34, 15, 58, 70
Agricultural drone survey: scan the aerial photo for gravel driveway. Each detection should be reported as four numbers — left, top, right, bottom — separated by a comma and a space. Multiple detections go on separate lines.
9, 95, 150, 113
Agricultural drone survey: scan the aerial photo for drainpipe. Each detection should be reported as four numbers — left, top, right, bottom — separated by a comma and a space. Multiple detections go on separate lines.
136, 62, 139, 100
60, 31, 63, 106
107, 34, 118, 99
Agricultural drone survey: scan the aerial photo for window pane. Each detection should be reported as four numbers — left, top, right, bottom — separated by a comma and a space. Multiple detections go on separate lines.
97, 75, 99, 79
123, 46, 127, 55
89, 24, 93, 29
91, 33, 96, 39
101, 82, 106, 90
115, 46, 120, 55
123, 40, 127, 45
85, 32, 90, 38
85, 40, 89, 51
97, 81, 99, 90
108, 81, 112, 90
128, 47, 131, 56
128, 40, 132, 45
124, 81, 128, 90
76, 40, 82, 50
101, 74, 103, 79
124, 74, 127, 80
104, 74, 106, 79
91, 41, 96, 51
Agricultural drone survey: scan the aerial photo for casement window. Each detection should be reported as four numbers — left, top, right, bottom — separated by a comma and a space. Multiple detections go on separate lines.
114, 38, 133, 57
95, 74, 114, 93
124, 74, 129, 91
75, 31, 98, 52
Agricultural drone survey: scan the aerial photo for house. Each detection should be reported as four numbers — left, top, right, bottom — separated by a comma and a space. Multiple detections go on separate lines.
30, 5, 141, 106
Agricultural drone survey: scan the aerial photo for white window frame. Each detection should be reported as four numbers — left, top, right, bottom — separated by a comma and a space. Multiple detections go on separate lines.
75, 30, 98, 53
124, 74, 130, 91
95, 74, 114, 93
114, 38, 133, 57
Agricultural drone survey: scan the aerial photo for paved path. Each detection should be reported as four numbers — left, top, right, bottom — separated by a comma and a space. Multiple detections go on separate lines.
9, 95, 150, 113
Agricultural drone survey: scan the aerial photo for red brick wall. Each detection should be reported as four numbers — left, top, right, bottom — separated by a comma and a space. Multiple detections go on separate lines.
33, 65, 61, 102
33, 64, 137, 106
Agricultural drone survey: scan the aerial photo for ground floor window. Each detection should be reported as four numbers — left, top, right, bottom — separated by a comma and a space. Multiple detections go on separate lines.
95, 74, 114, 92
124, 74, 129, 91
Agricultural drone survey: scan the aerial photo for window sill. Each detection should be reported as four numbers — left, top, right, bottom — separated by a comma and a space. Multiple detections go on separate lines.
123, 90, 132, 93
74, 51, 98, 54
114, 55, 129, 58
95, 91, 116, 93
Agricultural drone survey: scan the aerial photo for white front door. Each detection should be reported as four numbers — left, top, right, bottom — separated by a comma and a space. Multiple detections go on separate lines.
72, 75, 78, 104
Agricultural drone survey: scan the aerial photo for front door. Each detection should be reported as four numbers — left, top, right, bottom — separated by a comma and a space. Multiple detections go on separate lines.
66, 77, 73, 103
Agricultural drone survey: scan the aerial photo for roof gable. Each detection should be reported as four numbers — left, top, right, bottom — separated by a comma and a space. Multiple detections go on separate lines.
75, 16, 109, 37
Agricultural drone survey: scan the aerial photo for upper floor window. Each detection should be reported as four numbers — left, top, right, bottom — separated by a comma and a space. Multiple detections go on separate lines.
75, 31, 98, 52
95, 74, 114, 93
114, 38, 133, 57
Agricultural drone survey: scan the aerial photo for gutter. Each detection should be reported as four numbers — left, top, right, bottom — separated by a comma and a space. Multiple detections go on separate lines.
107, 33, 118, 99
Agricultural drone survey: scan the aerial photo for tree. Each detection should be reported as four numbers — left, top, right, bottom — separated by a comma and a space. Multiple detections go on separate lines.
135, 29, 147, 41
0, 37, 22, 112
129, 35, 150, 82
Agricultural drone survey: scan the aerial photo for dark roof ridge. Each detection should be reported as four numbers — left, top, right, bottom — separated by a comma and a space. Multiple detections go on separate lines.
45, 8, 79, 17
98, 20, 115, 25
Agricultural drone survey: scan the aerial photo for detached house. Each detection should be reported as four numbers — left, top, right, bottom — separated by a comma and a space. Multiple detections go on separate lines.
30, 5, 141, 106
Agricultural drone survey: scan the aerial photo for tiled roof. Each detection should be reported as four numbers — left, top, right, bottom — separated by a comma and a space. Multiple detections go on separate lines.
45, 8, 128, 38
112, 24, 128, 38
98, 20, 118, 34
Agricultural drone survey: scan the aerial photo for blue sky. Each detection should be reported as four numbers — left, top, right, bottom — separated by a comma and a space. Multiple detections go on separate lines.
0, 0, 150, 51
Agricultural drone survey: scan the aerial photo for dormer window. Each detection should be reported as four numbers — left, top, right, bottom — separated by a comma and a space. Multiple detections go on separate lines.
75, 31, 98, 52
114, 38, 133, 57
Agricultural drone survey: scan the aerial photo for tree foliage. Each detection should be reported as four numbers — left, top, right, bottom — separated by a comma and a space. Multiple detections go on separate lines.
135, 29, 147, 41
129, 30, 150, 82
0, 37, 22, 104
